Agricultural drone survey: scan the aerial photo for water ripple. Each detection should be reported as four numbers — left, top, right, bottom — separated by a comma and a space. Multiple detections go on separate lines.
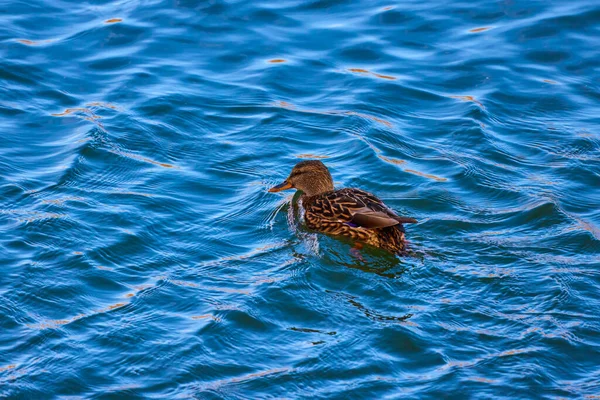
1, 0, 599, 397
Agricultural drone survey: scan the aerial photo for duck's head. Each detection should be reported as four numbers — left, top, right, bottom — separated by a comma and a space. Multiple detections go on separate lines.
269, 160, 334, 197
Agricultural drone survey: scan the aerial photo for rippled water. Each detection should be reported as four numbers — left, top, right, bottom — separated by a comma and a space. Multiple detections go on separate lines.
2, 0, 600, 397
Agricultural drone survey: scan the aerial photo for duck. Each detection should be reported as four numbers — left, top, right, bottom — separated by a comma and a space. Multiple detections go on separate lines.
269, 160, 417, 254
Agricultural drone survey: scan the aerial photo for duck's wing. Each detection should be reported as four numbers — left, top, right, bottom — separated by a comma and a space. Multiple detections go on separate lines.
315, 188, 417, 229
351, 208, 417, 228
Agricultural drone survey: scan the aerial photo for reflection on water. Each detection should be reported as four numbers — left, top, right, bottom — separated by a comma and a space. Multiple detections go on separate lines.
449, 95, 484, 109
16, 38, 55, 46
469, 26, 492, 33
349, 68, 397, 80
329, 290, 414, 323
296, 153, 330, 159
378, 155, 406, 165
107, 149, 176, 169
404, 168, 447, 182
272, 100, 393, 127
28, 301, 128, 330
2, 0, 599, 397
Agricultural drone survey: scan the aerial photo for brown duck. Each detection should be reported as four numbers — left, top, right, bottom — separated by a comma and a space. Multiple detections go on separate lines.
269, 160, 417, 254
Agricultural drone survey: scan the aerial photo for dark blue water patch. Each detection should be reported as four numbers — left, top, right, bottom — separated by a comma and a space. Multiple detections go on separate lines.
1, 0, 600, 397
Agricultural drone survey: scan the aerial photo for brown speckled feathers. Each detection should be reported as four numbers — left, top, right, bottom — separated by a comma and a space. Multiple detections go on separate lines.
303, 188, 416, 254
269, 160, 416, 254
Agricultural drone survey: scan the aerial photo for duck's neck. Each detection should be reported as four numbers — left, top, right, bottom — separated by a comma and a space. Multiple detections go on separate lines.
300, 188, 334, 202
301, 182, 334, 197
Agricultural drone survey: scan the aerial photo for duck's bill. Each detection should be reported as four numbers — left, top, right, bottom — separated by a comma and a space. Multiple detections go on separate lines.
268, 181, 293, 192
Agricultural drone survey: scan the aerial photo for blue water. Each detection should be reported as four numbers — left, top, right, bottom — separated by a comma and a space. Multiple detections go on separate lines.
2, 0, 600, 397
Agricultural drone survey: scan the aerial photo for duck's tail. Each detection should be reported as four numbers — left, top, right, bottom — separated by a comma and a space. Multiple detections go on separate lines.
379, 225, 408, 254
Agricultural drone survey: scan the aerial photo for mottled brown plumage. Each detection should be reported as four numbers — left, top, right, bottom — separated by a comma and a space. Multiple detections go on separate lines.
269, 160, 417, 254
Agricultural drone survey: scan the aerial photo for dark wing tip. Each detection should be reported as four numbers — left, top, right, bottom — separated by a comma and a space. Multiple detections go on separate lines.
395, 216, 417, 224
351, 211, 400, 229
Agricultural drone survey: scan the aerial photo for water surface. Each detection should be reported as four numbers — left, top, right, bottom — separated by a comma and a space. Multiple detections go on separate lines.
1, 0, 600, 398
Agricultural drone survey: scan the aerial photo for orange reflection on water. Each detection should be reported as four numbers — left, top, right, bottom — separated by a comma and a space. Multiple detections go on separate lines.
268, 59, 286, 63
0, 364, 16, 373
449, 95, 484, 108
16, 38, 54, 46
106, 303, 125, 310
404, 168, 447, 182
468, 377, 498, 384
348, 68, 397, 80
105, 18, 122, 24
87, 102, 118, 109
379, 155, 405, 165
373, 73, 396, 80
497, 348, 531, 357
53, 103, 117, 120
469, 26, 491, 33
52, 107, 105, 131
543, 79, 558, 84
51, 108, 91, 117
275, 100, 295, 109
346, 111, 393, 127
171, 279, 198, 288
31, 315, 81, 330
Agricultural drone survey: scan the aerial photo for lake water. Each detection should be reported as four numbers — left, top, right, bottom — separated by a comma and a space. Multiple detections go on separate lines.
2, 0, 600, 398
